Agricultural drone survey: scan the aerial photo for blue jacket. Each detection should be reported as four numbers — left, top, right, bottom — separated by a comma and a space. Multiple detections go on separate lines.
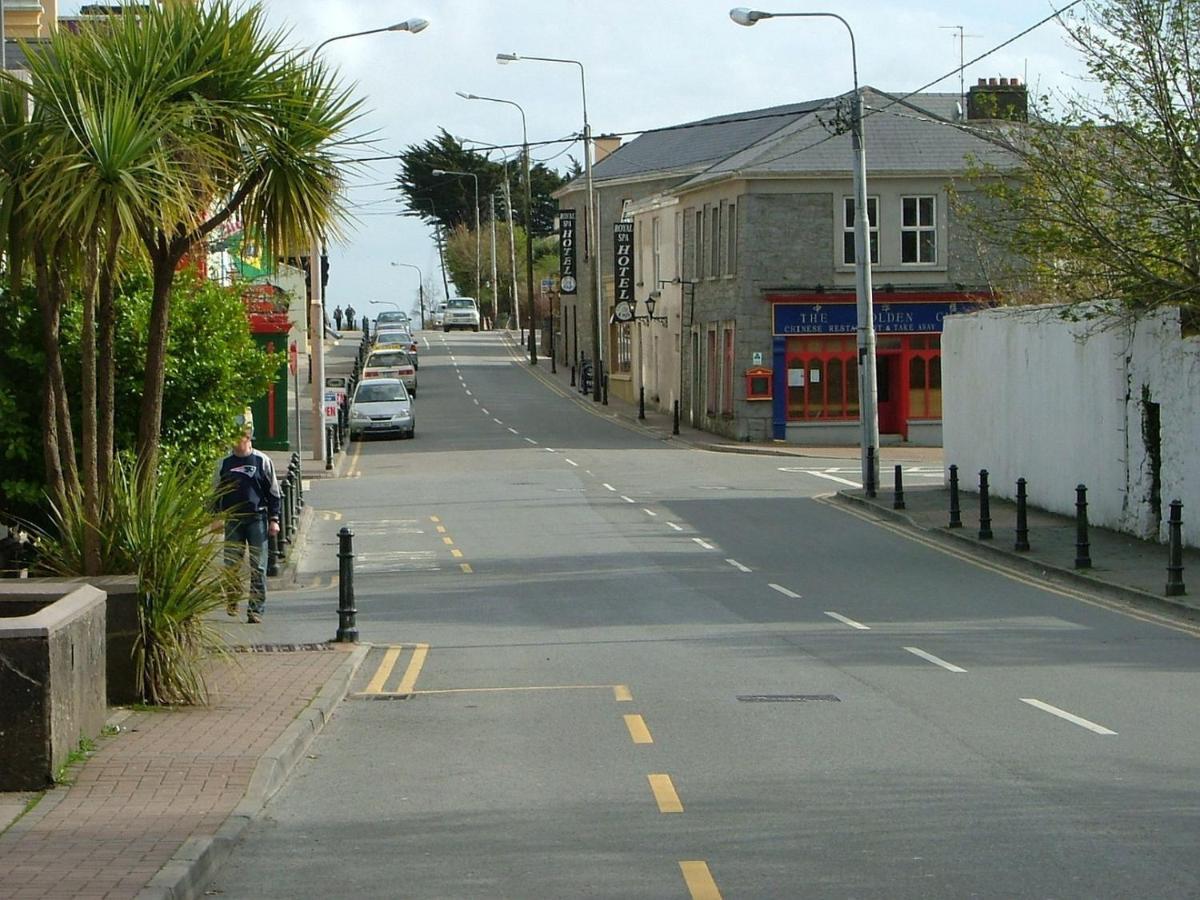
213, 449, 282, 522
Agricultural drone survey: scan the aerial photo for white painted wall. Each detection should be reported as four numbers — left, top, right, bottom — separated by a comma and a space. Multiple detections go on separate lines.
943, 305, 1200, 547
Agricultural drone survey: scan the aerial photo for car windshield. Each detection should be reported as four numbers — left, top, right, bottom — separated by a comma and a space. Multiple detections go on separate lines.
367, 352, 411, 368
356, 383, 407, 403
377, 312, 406, 321
376, 332, 412, 344
448, 299, 475, 309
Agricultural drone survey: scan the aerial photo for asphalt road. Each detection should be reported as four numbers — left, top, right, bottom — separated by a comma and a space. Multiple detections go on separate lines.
210, 330, 1200, 899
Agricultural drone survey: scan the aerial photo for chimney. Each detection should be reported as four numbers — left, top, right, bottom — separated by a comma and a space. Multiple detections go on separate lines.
967, 76, 1027, 122
593, 134, 622, 163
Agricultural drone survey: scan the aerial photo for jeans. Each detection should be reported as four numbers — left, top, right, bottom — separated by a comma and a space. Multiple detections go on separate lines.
225, 515, 268, 615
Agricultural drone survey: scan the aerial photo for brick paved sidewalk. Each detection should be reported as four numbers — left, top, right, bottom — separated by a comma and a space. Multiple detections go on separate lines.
0, 648, 358, 900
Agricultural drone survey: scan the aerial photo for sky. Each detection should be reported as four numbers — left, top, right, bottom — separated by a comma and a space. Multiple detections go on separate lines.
63, 1, 1095, 314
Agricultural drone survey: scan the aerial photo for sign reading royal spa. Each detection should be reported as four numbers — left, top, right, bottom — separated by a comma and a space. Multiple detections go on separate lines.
613, 221, 634, 306
558, 209, 577, 294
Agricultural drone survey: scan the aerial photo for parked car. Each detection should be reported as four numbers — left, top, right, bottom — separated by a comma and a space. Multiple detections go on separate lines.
430, 303, 447, 328
349, 378, 414, 440
362, 348, 417, 396
443, 297, 480, 332
374, 310, 410, 329
373, 328, 419, 368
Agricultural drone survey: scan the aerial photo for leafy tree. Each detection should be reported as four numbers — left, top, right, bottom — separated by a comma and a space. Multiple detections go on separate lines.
965, 0, 1200, 320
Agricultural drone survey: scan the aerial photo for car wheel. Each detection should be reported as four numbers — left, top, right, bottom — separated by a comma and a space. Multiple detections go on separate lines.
443, 325, 450, 332
349, 431, 359, 442
472, 325, 479, 332
407, 429, 415, 439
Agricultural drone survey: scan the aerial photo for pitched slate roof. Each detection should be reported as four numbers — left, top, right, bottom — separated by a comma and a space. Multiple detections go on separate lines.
570, 99, 832, 189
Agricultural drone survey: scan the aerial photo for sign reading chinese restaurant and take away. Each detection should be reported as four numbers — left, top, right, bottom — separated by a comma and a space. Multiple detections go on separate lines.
772, 299, 981, 336
558, 209, 577, 295
613, 221, 634, 307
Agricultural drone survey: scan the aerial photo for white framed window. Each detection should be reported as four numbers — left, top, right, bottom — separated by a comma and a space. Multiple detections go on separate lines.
726, 201, 737, 275
842, 196, 878, 265
901, 195, 937, 264
695, 209, 704, 280
712, 201, 724, 278
674, 210, 682, 279
652, 216, 661, 286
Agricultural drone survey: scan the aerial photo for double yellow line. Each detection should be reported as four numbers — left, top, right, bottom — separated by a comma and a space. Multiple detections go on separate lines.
354, 643, 429, 699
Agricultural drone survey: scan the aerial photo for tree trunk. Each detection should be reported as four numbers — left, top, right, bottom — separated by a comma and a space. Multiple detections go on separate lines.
33, 251, 65, 508
97, 216, 121, 485
49, 265, 79, 498
137, 239, 183, 473
80, 241, 100, 575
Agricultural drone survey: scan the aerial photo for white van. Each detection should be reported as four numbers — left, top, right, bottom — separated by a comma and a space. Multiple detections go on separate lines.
443, 297, 481, 332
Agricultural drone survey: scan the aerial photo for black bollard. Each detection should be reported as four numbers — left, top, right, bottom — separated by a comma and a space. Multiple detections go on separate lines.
332, 420, 341, 454
978, 469, 993, 539
673, 400, 680, 436
276, 510, 288, 562
893, 465, 906, 510
865, 446, 877, 498
267, 530, 280, 576
1166, 500, 1186, 596
325, 426, 333, 471
570, 364, 576, 387
1014, 477, 1031, 551
1074, 484, 1091, 569
281, 480, 293, 544
639, 385, 646, 420
603, 372, 609, 406
335, 526, 358, 643
948, 464, 962, 528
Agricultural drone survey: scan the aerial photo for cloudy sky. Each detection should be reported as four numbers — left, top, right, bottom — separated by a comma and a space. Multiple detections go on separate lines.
64, 1, 1093, 313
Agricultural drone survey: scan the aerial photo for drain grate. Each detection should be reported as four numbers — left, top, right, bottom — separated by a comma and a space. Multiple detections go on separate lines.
230, 642, 338, 653
737, 694, 840, 703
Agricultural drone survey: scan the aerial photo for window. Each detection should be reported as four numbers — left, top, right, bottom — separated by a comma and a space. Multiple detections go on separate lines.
712, 201, 725, 278
674, 211, 683, 279
842, 196, 878, 265
695, 210, 704, 280
652, 216, 662, 286
785, 336, 860, 421
614, 322, 632, 374
907, 334, 942, 417
726, 202, 737, 275
636, 219, 644, 285
722, 324, 735, 414
901, 195, 936, 263
706, 329, 718, 415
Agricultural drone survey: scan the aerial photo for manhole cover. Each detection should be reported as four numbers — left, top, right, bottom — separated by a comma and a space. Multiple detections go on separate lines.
736, 694, 840, 703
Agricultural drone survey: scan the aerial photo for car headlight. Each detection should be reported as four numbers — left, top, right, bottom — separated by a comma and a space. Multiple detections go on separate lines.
351, 411, 369, 422
392, 412, 412, 421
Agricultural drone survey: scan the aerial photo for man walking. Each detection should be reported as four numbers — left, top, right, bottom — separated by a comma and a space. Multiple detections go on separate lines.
333, 305, 344, 330
214, 417, 282, 623
345, 305, 356, 331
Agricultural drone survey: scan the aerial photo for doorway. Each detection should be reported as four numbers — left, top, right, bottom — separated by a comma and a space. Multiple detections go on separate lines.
876, 353, 905, 438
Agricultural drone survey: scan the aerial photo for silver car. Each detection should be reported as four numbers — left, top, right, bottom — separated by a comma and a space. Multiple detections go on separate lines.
348, 378, 415, 440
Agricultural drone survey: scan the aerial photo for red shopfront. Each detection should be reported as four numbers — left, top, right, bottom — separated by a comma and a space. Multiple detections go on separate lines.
768, 292, 984, 443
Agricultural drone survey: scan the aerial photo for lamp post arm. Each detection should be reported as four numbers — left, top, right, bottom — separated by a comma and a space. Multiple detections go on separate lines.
315, 26, 396, 55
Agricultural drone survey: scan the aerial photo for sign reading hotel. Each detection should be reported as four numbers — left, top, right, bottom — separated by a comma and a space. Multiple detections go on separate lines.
558, 209, 577, 294
613, 221, 635, 306
772, 301, 977, 336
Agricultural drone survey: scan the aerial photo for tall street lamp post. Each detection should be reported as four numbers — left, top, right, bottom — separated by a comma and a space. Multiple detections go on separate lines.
497, 52, 600, 398
457, 92, 537, 364
309, 17, 428, 461
430, 168, 482, 304
730, 8, 880, 493
390, 261, 426, 329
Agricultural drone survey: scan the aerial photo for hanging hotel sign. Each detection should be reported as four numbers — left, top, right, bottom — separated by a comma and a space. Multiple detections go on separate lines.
613, 221, 635, 307
558, 209, 577, 294
772, 300, 978, 336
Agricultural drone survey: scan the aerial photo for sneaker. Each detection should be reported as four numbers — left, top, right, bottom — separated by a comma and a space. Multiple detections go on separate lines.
247, 611, 262, 624
225, 600, 238, 617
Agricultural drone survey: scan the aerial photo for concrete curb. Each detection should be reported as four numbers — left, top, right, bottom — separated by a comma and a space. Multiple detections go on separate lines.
136, 642, 370, 900
832, 491, 1200, 620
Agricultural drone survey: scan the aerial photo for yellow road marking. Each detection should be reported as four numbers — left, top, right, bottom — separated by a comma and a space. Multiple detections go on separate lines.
648, 774, 683, 813
679, 861, 722, 899
459, 563, 473, 573
394, 643, 429, 695
613, 685, 632, 702
624, 714, 653, 744
436, 525, 447, 534
430, 515, 440, 523
821, 496, 1200, 639
347, 439, 363, 477
442, 537, 454, 546
364, 646, 403, 694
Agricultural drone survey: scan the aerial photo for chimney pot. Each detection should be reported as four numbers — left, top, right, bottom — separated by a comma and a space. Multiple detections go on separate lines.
988, 77, 998, 86
977, 78, 987, 86
999, 77, 1009, 87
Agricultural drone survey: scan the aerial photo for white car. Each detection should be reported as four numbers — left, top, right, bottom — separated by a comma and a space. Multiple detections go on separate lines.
443, 297, 480, 332
430, 303, 447, 328
362, 348, 417, 396
349, 378, 414, 441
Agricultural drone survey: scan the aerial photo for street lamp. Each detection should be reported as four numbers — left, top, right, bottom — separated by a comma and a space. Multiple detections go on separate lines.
307, 18, 428, 461
390, 261, 426, 329
729, 8, 880, 494
497, 51, 601, 399
456, 91, 537, 365
430, 168, 482, 305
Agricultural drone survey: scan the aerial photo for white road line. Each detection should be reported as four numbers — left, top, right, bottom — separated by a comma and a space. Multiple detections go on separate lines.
465, 390, 472, 396
543, 448, 556, 452
726, 559, 752, 573
474, 399, 480, 405
666, 522, 683, 531
508, 427, 519, 434
824, 611, 870, 630
621, 495, 636, 504
1020, 699, 1117, 735
692, 538, 715, 550
602, 483, 616, 492
524, 437, 537, 445
494, 418, 503, 425
481, 408, 489, 415
565, 459, 579, 467
769, 583, 802, 599
643, 508, 658, 517
806, 471, 863, 488
904, 646, 966, 672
